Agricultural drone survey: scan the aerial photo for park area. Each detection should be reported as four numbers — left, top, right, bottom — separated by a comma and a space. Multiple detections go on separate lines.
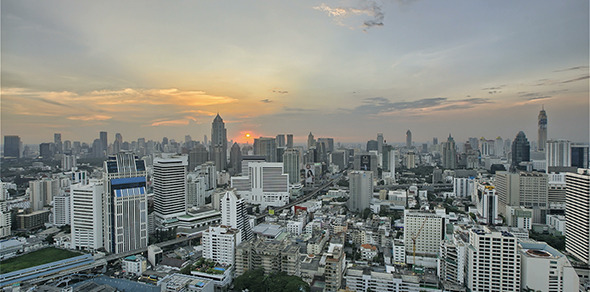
0, 247, 82, 274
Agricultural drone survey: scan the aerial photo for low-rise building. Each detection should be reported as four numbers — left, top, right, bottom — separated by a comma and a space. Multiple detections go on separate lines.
122, 255, 147, 276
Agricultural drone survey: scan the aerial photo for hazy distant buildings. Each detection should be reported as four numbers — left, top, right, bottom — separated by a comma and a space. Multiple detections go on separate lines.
3, 135, 21, 158
229, 142, 242, 175
189, 144, 208, 171
210, 114, 228, 171
103, 153, 148, 253
538, 107, 547, 152
347, 171, 373, 212
307, 132, 315, 150
99, 131, 108, 157
565, 168, 590, 265
253, 137, 277, 162
406, 130, 412, 148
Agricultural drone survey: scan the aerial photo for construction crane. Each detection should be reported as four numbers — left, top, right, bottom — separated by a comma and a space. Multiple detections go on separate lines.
411, 216, 429, 267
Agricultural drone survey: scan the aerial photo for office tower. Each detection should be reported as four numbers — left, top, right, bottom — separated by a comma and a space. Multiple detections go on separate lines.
62, 154, 77, 171
39, 142, 53, 158
317, 138, 334, 154
405, 151, 416, 169
376, 133, 384, 154
220, 190, 252, 241
253, 137, 277, 162
240, 156, 266, 177
467, 227, 520, 292
53, 194, 70, 226
92, 139, 103, 158
495, 171, 548, 223
54, 133, 62, 154
231, 162, 289, 209
283, 148, 301, 184
235, 238, 301, 277
153, 155, 188, 223
406, 130, 412, 148
546, 139, 571, 168
442, 134, 457, 169
286, 134, 294, 148
330, 150, 347, 171
353, 153, 378, 178
565, 169, 590, 265
494, 136, 504, 158
571, 144, 589, 168
366, 140, 378, 152
186, 172, 206, 208
71, 181, 104, 250
548, 173, 566, 204
202, 225, 242, 266
3, 135, 21, 158
210, 114, 227, 171
229, 142, 242, 175
403, 210, 445, 265
103, 153, 148, 253
476, 186, 501, 225
381, 145, 393, 172
511, 131, 530, 168
538, 106, 547, 151
113, 133, 123, 154
347, 171, 373, 212
29, 178, 59, 211
307, 132, 315, 150
99, 131, 108, 156
188, 143, 208, 171
453, 177, 472, 198
520, 241, 579, 292
275, 134, 286, 148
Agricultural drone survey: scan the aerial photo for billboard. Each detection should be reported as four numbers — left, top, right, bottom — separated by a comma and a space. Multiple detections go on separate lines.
360, 155, 371, 171
302, 164, 315, 184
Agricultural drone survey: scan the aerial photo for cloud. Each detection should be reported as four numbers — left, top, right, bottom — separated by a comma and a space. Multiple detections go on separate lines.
313, 0, 385, 30
561, 75, 589, 84
272, 90, 288, 94
554, 66, 589, 72
67, 115, 112, 121
284, 107, 317, 112
260, 99, 273, 103
350, 96, 490, 115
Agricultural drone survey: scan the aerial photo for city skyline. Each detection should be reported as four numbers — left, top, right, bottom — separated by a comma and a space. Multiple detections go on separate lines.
1, 1, 588, 144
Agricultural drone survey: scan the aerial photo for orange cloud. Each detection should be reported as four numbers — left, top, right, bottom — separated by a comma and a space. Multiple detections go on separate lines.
67, 115, 113, 121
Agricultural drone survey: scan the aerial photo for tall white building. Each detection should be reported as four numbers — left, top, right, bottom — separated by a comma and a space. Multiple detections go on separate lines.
403, 210, 445, 265
53, 194, 70, 226
231, 162, 289, 209
476, 186, 501, 225
153, 155, 188, 221
467, 226, 520, 292
220, 190, 252, 241
202, 225, 241, 266
0, 201, 11, 238
283, 148, 301, 184
71, 181, 104, 250
546, 139, 571, 168
565, 168, 590, 265
519, 241, 579, 292
103, 153, 148, 253
187, 172, 206, 208
453, 177, 473, 198
347, 171, 373, 212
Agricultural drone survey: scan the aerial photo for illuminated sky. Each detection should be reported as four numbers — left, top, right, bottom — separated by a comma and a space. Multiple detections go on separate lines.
2, 1, 588, 145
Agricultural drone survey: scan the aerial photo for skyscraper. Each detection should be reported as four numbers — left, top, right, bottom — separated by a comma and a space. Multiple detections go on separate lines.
377, 133, 384, 154
442, 134, 457, 169
283, 148, 301, 184
188, 143, 208, 171
220, 190, 252, 241
275, 134, 286, 148
571, 144, 589, 168
103, 153, 148, 253
253, 137, 277, 162
229, 142, 242, 175
71, 181, 104, 251
347, 170, 373, 212
565, 169, 590, 265
538, 106, 547, 151
153, 155, 188, 223
54, 133, 62, 154
511, 131, 530, 168
210, 114, 227, 170
286, 134, 294, 148
99, 131, 108, 157
307, 132, 315, 150
406, 130, 412, 148
546, 139, 571, 168
3, 135, 21, 158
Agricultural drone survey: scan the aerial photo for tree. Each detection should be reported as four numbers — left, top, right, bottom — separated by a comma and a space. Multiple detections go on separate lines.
362, 208, 372, 219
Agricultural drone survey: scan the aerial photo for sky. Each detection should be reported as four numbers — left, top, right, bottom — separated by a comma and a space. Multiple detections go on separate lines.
1, 0, 589, 146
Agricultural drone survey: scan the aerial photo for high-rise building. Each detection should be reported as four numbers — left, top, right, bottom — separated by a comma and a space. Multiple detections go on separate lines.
439, 231, 467, 289
406, 130, 412, 148
188, 143, 208, 171
376, 133, 384, 154
307, 132, 315, 150
220, 190, 252, 241
53, 194, 70, 226
511, 131, 530, 168
286, 134, 294, 148
202, 225, 242, 266
40, 142, 53, 158
546, 139, 571, 168
29, 178, 59, 211
103, 153, 148, 253
283, 148, 301, 184
210, 114, 227, 171
442, 134, 457, 169
229, 142, 242, 175
366, 140, 378, 152
62, 154, 77, 171
494, 136, 504, 158
231, 162, 289, 209
71, 181, 104, 251
0, 200, 11, 238
187, 172, 206, 208
253, 137, 277, 162
495, 171, 548, 223
538, 106, 547, 152
571, 144, 589, 168
347, 171, 373, 212
3, 135, 21, 158
565, 168, 590, 265
99, 131, 108, 157
353, 153, 378, 178
403, 210, 445, 265
467, 227, 520, 292
330, 150, 347, 171
153, 155, 188, 222
405, 151, 416, 169
113, 133, 123, 154
275, 134, 286, 148
54, 133, 62, 154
